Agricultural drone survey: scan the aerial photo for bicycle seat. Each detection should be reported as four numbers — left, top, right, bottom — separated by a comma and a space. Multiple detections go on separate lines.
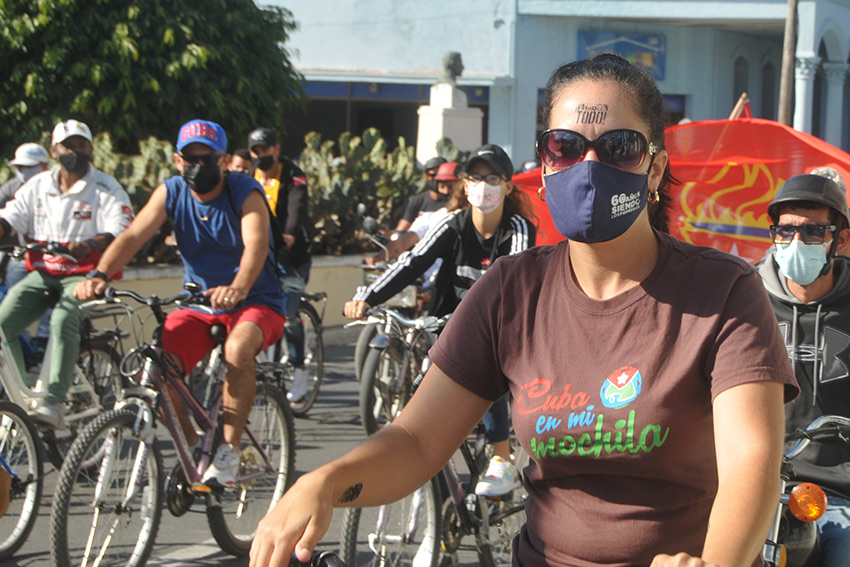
210, 324, 227, 344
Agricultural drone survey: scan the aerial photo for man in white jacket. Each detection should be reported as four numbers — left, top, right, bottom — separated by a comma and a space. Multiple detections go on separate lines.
0, 119, 133, 428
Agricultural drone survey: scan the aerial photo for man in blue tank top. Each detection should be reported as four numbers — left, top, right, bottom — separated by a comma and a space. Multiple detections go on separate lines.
74, 119, 286, 487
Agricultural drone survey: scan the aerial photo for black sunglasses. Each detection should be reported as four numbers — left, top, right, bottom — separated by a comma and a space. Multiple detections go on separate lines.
770, 224, 836, 245
459, 172, 505, 185
180, 152, 223, 166
536, 128, 657, 171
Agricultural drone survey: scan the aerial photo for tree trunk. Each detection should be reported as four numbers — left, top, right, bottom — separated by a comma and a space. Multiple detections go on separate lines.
778, 0, 798, 126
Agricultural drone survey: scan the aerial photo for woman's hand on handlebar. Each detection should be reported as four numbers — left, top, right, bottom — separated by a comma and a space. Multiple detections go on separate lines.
73, 277, 108, 302
650, 553, 718, 567
250, 472, 334, 567
344, 300, 369, 320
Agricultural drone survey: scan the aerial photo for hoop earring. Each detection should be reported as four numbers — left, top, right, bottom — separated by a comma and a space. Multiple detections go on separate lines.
537, 187, 545, 202
648, 190, 660, 204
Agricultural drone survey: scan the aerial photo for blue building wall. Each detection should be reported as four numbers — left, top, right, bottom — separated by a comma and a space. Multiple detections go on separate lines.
272, 0, 849, 164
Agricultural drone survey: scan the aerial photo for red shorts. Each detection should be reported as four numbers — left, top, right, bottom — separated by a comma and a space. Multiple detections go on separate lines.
161, 305, 285, 373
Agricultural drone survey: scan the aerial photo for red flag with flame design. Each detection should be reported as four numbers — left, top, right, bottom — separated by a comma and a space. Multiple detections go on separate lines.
514, 118, 850, 263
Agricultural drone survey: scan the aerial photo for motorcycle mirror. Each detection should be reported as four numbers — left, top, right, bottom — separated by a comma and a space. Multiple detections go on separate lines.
362, 217, 379, 235
789, 482, 828, 522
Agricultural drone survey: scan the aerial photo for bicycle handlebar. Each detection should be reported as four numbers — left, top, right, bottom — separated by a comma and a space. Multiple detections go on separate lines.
80, 285, 214, 321
364, 305, 450, 332
785, 414, 850, 459
290, 551, 346, 567
0, 241, 75, 262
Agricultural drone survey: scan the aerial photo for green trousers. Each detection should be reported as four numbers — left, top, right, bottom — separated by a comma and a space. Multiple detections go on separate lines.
0, 271, 88, 403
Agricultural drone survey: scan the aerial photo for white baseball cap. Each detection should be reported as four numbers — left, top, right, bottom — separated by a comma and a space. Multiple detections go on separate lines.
9, 143, 49, 166
51, 119, 93, 146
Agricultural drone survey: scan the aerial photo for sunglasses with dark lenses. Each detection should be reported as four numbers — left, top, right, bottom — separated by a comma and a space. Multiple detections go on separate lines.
770, 224, 837, 244
180, 153, 223, 166
460, 172, 505, 185
536, 128, 658, 171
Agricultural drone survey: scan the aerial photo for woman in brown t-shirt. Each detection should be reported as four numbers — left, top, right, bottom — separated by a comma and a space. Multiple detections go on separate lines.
250, 55, 798, 567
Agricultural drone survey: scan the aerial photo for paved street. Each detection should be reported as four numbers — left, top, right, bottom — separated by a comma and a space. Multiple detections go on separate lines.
8, 325, 370, 567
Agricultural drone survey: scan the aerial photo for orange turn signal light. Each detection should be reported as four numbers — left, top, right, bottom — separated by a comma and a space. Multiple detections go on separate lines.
788, 482, 828, 522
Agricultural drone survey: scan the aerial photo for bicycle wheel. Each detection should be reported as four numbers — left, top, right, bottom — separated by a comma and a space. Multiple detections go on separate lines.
207, 382, 295, 556
290, 301, 324, 416
359, 342, 413, 435
0, 401, 43, 559
354, 322, 378, 382
44, 345, 124, 470
340, 475, 442, 567
50, 408, 163, 567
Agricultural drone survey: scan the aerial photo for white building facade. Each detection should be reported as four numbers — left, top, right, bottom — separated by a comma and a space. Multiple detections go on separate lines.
273, 0, 850, 166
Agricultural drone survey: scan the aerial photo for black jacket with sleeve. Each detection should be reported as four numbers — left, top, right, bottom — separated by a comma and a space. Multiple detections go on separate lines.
354, 206, 536, 316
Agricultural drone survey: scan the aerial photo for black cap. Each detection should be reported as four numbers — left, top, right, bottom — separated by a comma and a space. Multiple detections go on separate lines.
423, 156, 447, 172
247, 128, 278, 150
768, 174, 850, 227
465, 144, 514, 180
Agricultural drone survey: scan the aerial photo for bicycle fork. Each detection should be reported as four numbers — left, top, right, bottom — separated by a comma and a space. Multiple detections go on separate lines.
84, 425, 152, 567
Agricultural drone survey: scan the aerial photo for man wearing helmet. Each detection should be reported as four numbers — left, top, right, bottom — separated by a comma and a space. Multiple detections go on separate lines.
758, 173, 850, 566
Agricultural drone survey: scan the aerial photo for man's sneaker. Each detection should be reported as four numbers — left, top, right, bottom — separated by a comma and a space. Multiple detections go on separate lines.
475, 456, 520, 497
31, 401, 66, 429
287, 367, 310, 402
201, 443, 240, 487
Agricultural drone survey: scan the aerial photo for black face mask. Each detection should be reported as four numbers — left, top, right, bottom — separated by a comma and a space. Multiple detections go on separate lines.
58, 151, 90, 175
182, 164, 222, 195
252, 155, 275, 171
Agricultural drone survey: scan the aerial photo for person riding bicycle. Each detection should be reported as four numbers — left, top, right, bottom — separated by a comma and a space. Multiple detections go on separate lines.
756, 173, 850, 567
252, 55, 799, 567
74, 119, 286, 487
345, 143, 537, 497
247, 127, 313, 403
364, 161, 461, 267
0, 120, 133, 429
394, 156, 448, 233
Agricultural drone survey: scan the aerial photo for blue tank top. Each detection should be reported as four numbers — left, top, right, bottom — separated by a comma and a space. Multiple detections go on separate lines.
164, 173, 285, 314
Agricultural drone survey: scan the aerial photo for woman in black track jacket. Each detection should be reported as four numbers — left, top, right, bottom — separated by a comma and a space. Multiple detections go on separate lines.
345, 144, 536, 497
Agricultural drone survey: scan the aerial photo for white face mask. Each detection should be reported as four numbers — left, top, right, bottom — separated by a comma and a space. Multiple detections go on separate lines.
466, 181, 504, 214
774, 239, 831, 286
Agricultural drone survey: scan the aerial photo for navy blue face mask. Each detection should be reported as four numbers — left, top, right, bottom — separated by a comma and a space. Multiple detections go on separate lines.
544, 160, 649, 243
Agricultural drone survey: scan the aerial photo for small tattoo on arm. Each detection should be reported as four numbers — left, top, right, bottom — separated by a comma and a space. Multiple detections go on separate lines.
339, 483, 363, 504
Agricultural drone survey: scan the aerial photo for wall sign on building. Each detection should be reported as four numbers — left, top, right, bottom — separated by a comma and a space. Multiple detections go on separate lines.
578, 31, 666, 81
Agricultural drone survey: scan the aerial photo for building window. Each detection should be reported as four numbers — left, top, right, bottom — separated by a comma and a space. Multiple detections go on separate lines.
278, 81, 489, 156
761, 63, 777, 120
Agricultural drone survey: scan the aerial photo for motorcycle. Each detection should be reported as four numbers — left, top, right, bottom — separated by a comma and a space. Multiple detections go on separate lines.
764, 415, 850, 567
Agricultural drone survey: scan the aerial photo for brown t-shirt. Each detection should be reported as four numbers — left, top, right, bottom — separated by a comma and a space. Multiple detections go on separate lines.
430, 232, 799, 567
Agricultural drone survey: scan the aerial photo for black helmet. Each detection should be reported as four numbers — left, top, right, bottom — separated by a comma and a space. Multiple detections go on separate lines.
423, 156, 447, 172
247, 128, 277, 150
768, 174, 850, 228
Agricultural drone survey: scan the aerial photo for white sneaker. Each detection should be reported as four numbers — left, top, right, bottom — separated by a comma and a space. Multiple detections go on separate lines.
475, 456, 520, 497
287, 367, 310, 402
31, 401, 66, 429
201, 443, 240, 487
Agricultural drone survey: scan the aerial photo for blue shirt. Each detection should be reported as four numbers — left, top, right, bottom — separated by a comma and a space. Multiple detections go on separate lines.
164, 173, 285, 314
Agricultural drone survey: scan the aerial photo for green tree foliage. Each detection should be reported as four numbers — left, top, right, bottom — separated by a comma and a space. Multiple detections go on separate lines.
300, 128, 424, 255
0, 0, 303, 157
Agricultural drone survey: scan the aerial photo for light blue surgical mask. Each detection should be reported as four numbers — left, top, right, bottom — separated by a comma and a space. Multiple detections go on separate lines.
774, 239, 831, 286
